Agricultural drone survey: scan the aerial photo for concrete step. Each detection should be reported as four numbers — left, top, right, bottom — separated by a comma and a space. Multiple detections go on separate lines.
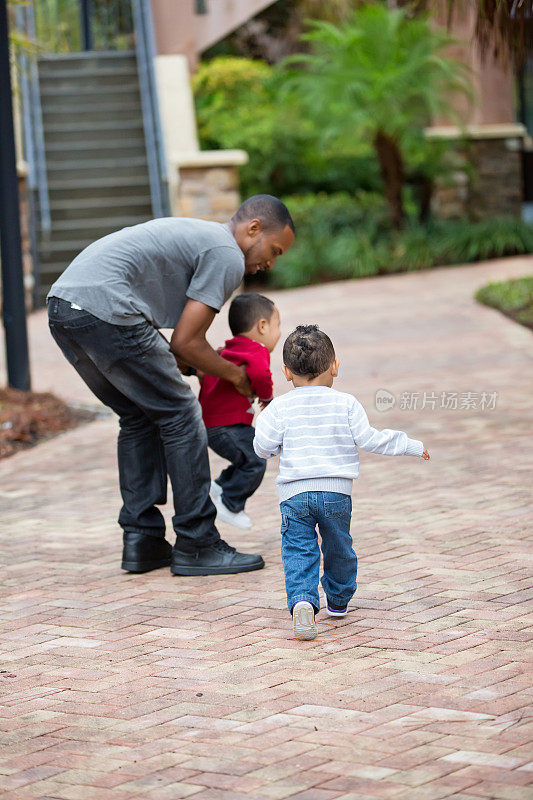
38, 51, 136, 72
40, 219, 151, 248
38, 63, 137, 81
49, 196, 153, 222
43, 122, 145, 146
49, 165, 149, 183
48, 177, 151, 202
46, 143, 147, 164
43, 118, 144, 134
47, 154, 147, 171
48, 215, 151, 235
39, 73, 139, 92
40, 83, 141, 100
43, 106, 142, 127
43, 97, 142, 116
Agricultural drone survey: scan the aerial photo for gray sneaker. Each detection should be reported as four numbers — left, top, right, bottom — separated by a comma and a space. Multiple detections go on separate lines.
292, 601, 318, 640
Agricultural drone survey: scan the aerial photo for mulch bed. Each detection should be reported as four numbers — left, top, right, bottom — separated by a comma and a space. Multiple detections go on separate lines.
0, 387, 98, 459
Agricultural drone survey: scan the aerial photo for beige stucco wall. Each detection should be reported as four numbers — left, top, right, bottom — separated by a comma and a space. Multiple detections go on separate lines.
150, 0, 277, 68
431, 0, 515, 127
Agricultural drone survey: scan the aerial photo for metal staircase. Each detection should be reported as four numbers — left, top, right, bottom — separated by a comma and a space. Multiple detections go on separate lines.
18, 1, 169, 305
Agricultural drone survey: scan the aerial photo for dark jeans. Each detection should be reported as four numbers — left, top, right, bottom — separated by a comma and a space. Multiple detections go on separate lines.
48, 297, 219, 550
207, 424, 266, 513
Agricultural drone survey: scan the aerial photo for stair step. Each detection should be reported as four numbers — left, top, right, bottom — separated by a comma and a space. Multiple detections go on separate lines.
49, 215, 151, 234
48, 165, 150, 183
48, 175, 151, 190
46, 144, 147, 163
43, 119, 144, 134
43, 125, 145, 146
40, 75, 140, 93
40, 83, 141, 99
51, 195, 152, 210
47, 156, 148, 172
41, 219, 151, 246
48, 180, 152, 202
43, 97, 141, 114
46, 138, 145, 153
44, 108, 142, 126
50, 197, 153, 221
38, 64, 138, 81
38, 51, 136, 69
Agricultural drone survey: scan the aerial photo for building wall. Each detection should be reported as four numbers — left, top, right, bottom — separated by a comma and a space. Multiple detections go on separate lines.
150, 0, 277, 68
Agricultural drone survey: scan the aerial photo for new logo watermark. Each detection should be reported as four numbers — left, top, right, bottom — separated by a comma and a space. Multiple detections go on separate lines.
375, 390, 498, 412
375, 389, 396, 412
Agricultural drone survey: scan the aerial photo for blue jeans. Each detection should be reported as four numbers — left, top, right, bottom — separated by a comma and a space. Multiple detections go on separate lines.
48, 297, 220, 551
207, 424, 266, 512
280, 491, 357, 613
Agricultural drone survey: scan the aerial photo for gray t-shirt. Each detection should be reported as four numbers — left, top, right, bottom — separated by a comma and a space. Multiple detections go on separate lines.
47, 217, 245, 328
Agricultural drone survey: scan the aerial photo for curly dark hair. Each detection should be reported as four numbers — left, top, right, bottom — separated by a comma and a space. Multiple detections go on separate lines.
282, 324, 335, 379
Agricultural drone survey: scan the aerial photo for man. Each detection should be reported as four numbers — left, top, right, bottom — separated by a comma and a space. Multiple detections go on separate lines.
47, 194, 295, 576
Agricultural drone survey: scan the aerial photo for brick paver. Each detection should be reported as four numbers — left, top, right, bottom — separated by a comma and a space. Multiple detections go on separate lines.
1, 256, 532, 799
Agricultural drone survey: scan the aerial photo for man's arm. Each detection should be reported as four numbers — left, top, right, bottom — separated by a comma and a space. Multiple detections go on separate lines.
170, 299, 252, 396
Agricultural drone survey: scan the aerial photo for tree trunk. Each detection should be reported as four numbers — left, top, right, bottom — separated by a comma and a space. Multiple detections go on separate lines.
373, 130, 405, 230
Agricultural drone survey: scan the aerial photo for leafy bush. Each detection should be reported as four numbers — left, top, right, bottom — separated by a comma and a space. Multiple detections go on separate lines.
193, 56, 380, 198
263, 193, 533, 289
476, 277, 533, 330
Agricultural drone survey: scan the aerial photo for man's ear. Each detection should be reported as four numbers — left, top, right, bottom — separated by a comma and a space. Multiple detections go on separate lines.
331, 358, 339, 378
257, 317, 268, 334
247, 218, 262, 238
281, 365, 293, 382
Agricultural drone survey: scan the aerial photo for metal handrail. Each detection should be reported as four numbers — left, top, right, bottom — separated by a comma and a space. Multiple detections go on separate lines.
18, 2, 51, 236
132, 0, 170, 218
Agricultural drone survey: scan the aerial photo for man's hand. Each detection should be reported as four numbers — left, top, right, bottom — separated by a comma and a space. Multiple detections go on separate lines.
422, 449, 430, 460
233, 365, 253, 397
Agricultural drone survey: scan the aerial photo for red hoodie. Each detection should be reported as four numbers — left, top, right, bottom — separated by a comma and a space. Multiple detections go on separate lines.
199, 335, 273, 427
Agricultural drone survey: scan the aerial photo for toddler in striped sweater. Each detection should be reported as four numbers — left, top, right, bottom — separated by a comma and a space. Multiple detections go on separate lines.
253, 324, 430, 641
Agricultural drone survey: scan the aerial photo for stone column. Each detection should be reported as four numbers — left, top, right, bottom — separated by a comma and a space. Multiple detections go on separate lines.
425, 125, 526, 220
172, 150, 249, 221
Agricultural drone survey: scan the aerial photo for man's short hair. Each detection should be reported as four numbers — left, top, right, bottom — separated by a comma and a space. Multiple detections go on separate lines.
228, 293, 276, 336
283, 324, 335, 379
232, 195, 295, 233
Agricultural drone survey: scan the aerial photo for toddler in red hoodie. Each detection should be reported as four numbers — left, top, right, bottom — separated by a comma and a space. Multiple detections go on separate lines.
199, 293, 281, 530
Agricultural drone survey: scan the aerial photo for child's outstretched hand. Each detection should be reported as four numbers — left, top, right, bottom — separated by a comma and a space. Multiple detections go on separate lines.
422, 449, 430, 460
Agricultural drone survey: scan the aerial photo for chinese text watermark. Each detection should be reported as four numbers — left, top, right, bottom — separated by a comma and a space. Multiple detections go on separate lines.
375, 389, 498, 412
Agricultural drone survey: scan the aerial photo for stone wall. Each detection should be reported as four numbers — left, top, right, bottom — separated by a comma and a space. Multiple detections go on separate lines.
171, 150, 248, 222
427, 125, 526, 220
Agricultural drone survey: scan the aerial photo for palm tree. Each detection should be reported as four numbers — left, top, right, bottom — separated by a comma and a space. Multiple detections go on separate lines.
393, 0, 532, 67
281, 4, 470, 229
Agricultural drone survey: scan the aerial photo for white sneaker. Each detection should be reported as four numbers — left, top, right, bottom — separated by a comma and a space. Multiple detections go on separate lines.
212, 494, 252, 530
292, 601, 318, 640
210, 480, 222, 501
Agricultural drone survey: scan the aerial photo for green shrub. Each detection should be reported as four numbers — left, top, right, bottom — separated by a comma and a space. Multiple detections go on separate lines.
476, 276, 533, 330
432, 218, 533, 265
192, 56, 380, 198
265, 193, 533, 289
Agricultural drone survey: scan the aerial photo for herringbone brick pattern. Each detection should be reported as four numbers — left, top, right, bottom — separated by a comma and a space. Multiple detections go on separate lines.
1, 257, 532, 799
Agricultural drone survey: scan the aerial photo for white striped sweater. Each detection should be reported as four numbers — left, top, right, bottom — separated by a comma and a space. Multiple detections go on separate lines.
253, 386, 424, 502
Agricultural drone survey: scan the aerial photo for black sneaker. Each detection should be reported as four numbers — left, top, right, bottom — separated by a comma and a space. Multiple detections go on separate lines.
121, 532, 172, 573
170, 539, 265, 576
326, 597, 348, 617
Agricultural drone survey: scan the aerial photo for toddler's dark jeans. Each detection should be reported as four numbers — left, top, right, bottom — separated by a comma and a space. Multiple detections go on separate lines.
47, 297, 220, 551
207, 424, 266, 513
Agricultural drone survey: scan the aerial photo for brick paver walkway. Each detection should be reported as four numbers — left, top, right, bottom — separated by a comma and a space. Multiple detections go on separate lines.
1, 257, 532, 800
